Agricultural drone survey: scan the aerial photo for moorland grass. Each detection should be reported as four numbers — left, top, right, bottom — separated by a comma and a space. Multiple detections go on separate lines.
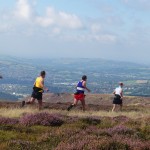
0, 106, 150, 150
0, 106, 149, 119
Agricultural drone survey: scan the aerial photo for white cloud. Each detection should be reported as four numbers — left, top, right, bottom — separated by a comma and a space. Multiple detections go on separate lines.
91, 24, 102, 33
36, 16, 54, 27
84, 22, 117, 42
58, 11, 82, 29
35, 7, 55, 27
14, 0, 33, 20
0, 0, 83, 38
35, 7, 83, 29
0, 0, 117, 44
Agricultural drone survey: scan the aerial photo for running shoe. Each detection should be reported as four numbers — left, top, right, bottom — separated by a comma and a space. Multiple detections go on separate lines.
67, 105, 73, 111
21, 101, 25, 107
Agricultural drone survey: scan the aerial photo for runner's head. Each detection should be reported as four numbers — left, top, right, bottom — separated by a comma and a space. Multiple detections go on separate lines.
119, 82, 124, 87
40, 71, 46, 78
82, 75, 87, 81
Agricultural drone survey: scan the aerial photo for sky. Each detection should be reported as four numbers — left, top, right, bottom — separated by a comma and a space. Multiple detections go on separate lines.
0, 0, 150, 64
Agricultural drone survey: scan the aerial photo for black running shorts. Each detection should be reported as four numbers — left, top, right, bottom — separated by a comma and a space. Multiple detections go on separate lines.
113, 95, 122, 105
31, 91, 42, 100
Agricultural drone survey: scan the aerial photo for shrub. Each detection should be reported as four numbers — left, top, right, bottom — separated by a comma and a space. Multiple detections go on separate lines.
112, 116, 130, 124
19, 112, 64, 126
0, 117, 19, 125
81, 116, 101, 125
65, 116, 79, 124
56, 133, 150, 150
8, 140, 31, 150
107, 125, 134, 135
113, 134, 150, 150
8, 140, 38, 150
55, 134, 99, 150
55, 134, 131, 150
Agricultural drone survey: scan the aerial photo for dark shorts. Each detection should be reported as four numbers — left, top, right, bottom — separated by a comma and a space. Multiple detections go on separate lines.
31, 91, 43, 101
113, 95, 122, 105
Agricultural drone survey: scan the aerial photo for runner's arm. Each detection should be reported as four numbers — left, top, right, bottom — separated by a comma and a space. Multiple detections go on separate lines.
120, 90, 123, 99
113, 90, 116, 95
82, 81, 90, 92
75, 83, 78, 88
40, 79, 49, 91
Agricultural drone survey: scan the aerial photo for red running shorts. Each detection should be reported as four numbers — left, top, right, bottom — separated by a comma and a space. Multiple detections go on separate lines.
74, 94, 85, 101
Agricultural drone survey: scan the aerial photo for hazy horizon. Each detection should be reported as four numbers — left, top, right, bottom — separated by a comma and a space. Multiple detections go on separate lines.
0, 0, 150, 64
1, 54, 149, 66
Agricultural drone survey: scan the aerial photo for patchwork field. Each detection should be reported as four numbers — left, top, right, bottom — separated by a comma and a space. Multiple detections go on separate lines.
0, 94, 150, 150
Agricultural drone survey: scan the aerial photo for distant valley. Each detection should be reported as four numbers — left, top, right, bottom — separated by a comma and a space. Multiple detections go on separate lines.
0, 56, 150, 100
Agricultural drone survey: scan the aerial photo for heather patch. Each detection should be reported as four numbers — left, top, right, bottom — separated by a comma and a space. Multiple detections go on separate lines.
112, 115, 130, 124
112, 134, 150, 150
0, 107, 149, 150
97, 117, 115, 129
80, 116, 101, 125
107, 125, 134, 135
55, 135, 130, 150
64, 115, 79, 124
0, 117, 19, 125
19, 112, 64, 126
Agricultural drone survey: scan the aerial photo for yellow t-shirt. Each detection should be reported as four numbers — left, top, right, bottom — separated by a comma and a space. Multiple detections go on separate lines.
35, 77, 44, 89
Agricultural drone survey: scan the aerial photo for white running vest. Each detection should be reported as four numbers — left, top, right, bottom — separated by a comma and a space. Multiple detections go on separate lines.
115, 86, 122, 96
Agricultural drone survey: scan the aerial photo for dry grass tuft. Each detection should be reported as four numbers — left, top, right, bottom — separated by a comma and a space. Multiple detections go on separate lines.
0, 107, 149, 119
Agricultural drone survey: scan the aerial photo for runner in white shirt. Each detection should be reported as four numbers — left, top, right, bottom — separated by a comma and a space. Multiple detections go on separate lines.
112, 82, 124, 112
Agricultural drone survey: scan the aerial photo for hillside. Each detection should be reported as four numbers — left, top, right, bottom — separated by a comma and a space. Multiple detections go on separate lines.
1, 56, 150, 100
0, 94, 150, 150
25, 93, 150, 106
0, 93, 150, 111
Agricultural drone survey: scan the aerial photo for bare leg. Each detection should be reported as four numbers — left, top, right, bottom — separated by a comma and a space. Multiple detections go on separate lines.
67, 99, 78, 111
38, 100, 42, 110
73, 98, 78, 106
81, 99, 85, 111
26, 97, 35, 104
22, 97, 35, 107
112, 104, 116, 112
120, 104, 122, 111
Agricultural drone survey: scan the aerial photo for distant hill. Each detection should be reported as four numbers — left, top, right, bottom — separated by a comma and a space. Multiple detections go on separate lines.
1, 55, 150, 100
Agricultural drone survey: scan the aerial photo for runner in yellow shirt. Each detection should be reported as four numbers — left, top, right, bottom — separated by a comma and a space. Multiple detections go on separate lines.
22, 71, 48, 110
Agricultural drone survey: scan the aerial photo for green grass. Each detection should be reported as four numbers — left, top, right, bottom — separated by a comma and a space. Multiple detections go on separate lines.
0, 106, 150, 150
